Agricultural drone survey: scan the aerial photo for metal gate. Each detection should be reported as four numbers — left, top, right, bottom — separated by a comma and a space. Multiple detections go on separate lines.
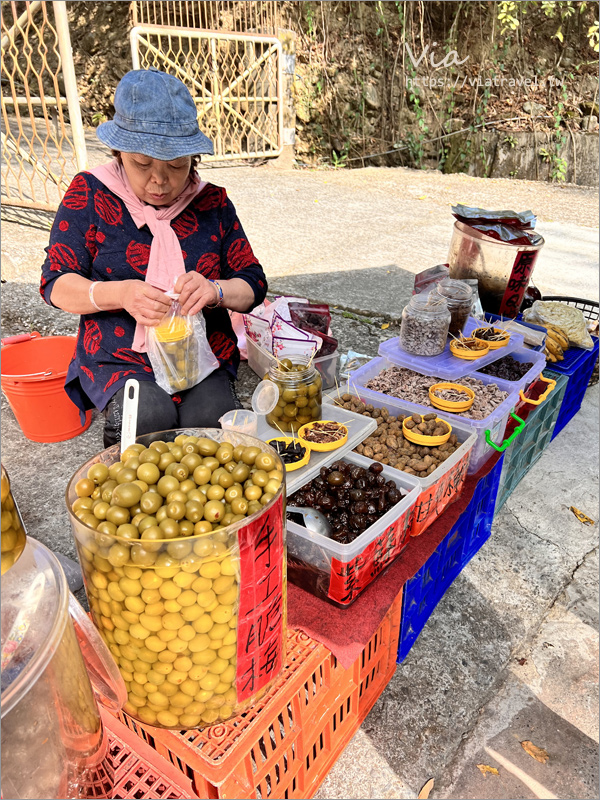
130, 23, 283, 161
1, 0, 87, 212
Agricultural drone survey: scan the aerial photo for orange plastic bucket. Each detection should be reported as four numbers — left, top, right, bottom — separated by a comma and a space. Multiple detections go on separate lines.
1, 333, 92, 442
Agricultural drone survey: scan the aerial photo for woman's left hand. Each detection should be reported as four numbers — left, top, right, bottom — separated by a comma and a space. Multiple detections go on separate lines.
175, 272, 220, 315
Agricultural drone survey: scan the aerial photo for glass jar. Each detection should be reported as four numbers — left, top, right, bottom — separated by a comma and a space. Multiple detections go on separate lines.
400, 294, 451, 356
1, 465, 27, 575
266, 357, 323, 432
435, 278, 473, 335
67, 428, 287, 730
154, 317, 198, 392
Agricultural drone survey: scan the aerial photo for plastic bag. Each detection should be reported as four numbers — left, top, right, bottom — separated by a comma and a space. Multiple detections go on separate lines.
289, 303, 331, 334
452, 204, 537, 229
413, 264, 450, 295
523, 301, 595, 350
146, 301, 219, 394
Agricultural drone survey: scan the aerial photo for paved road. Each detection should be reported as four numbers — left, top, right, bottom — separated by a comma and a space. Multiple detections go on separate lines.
1, 157, 598, 800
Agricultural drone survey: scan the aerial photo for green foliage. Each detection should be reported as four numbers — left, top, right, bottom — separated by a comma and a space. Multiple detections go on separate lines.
498, 1, 520, 35
503, 135, 518, 148
91, 111, 107, 127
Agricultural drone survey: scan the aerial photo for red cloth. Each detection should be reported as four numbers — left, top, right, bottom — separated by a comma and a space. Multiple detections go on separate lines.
287, 375, 548, 667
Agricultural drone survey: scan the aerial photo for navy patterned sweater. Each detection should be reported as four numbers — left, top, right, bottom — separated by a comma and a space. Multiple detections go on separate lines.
40, 172, 267, 416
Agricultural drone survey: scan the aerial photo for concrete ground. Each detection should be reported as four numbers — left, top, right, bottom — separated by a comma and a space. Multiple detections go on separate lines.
1, 151, 598, 800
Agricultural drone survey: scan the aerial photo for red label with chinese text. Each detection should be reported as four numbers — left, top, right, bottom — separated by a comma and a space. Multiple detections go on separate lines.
409, 451, 470, 537
236, 493, 285, 703
499, 249, 540, 318
328, 503, 412, 605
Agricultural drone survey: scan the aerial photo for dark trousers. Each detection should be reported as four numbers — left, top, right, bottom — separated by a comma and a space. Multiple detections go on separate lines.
103, 369, 242, 448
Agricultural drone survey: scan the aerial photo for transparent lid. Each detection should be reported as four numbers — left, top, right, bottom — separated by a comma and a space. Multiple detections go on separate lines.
1, 538, 68, 716
252, 380, 279, 415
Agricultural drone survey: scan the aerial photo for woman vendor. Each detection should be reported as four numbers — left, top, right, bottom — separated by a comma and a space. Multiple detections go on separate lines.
40, 68, 267, 446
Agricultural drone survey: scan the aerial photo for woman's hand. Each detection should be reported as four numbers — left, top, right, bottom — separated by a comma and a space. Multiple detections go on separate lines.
175, 272, 219, 315
121, 280, 172, 326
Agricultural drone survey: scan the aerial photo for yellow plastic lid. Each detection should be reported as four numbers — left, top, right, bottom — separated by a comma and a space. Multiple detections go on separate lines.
154, 317, 192, 343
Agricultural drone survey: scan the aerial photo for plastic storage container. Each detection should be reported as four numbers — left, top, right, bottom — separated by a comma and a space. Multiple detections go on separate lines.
379, 316, 525, 381
286, 453, 420, 606
1, 464, 27, 575
67, 428, 287, 730
266, 356, 322, 432
435, 277, 473, 335
399, 293, 450, 356
257, 402, 377, 495
474, 346, 547, 396
1, 538, 120, 799
447, 219, 544, 316
246, 335, 339, 390
323, 391, 477, 536
397, 454, 504, 663
348, 356, 521, 475
546, 336, 599, 438
495, 373, 568, 511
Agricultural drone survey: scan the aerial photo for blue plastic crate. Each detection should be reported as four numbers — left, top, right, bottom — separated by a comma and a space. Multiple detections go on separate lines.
547, 335, 599, 439
397, 456, 504, 663
495, 372, 568, 512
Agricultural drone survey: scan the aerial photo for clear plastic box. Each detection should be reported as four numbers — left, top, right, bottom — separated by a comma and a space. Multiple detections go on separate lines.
256, 403, 376, 495
323, 391, 477, 536
474, 346, 547, 396
246, 336, 339, 390
286, 452, 421, 607
378, 316, 525, 381
346, 356, 521, 475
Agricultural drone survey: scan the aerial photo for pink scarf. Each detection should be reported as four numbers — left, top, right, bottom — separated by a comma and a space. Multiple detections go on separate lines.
90, 159, 207, 352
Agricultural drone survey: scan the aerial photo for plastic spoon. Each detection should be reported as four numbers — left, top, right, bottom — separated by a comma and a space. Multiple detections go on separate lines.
120, 378, 139, 457
287, 506, 332, 538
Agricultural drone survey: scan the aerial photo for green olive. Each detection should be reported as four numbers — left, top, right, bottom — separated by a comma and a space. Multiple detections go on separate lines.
137, 463, 160, 485
166, 501, 186, 521
112, 483, 143, 509
280, 358, 293, 371
75, 478, 95, 498
158, 453, 176, 472
193, 465, 212, 485
139, 448, 160, 465
159, 518, 180, 538
181, 453, 202, 472
88, 463, 110, 485
197, 438, 219, 456
106, 505, 130, 526
241, 447, 261, 466
203, 500, 225, 523
157, 476, 179, 498
165, 462, 189, 482
140, 492, 163, 515
116, 468, 138, 485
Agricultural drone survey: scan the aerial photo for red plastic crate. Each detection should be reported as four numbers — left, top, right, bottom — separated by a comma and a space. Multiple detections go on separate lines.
115, 591, 402, 799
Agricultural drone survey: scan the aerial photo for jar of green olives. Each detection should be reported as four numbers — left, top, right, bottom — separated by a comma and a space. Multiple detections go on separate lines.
67, 429, 287, 730
266, 357, 323, 432
153, 317, 199, 393
1, 465, 27, 575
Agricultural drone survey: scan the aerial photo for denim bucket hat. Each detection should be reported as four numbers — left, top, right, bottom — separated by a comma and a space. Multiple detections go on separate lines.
96, 68, 214, 159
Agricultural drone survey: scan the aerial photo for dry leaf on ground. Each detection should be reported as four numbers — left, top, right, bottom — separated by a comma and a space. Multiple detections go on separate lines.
521, 740, 550, 763
476, 764, 500, 776
569, 506, 596, 526
418, 778, 435, 799
381, 323, 390, 329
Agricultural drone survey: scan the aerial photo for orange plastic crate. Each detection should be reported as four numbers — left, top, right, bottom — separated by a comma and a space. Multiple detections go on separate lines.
103, 709, 199, 799
115, 590, 402, 799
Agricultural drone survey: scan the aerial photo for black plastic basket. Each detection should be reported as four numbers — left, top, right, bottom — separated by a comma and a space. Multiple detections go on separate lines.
542, 296, 599, 322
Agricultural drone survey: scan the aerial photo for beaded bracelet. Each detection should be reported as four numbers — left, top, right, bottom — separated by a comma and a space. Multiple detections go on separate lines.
89, 281, 102, 311
207, 279, 224, 309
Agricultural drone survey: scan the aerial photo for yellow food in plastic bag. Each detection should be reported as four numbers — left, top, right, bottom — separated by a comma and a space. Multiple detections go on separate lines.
523, 301, 594, 350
